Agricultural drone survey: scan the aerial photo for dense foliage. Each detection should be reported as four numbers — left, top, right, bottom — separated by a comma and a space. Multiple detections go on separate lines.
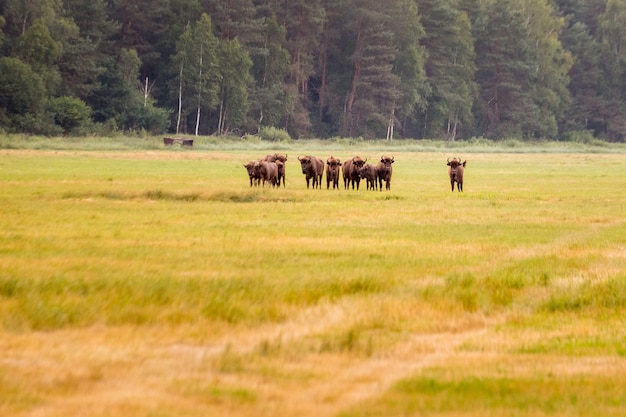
0, 0, 624, 141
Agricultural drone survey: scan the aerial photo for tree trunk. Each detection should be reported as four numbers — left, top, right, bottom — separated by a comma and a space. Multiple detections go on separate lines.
195, 43, 203, 136
345, 30, 363, 137
386, 108, 395, 141
217, 83, 225, 136
176, 63, 183, 134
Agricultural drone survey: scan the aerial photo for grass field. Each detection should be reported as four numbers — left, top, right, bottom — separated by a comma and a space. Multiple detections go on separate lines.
1, 142, 625, 416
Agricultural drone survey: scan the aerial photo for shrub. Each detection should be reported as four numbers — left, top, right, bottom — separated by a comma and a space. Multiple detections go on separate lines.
259, 126, 291, 142
48, 96, 92, 135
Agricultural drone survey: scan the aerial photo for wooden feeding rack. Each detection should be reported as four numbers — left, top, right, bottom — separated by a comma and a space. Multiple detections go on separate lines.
163, 137, 193, 147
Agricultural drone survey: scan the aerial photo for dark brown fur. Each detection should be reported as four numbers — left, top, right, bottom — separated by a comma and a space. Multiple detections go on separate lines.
298, 155, 324, 189
262, 154, 287, 187
342, 156, 367, 190
326, 156, 342, 189
257, 161, 279, 187
446, 157, 466, 191
243, 160, 260, 187
358, 163, 378, 190
376, 155, 394, 191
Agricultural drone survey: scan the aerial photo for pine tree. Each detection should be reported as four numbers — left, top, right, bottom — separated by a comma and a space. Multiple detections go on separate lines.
216, 38, 252, 135
417, 0, 475, 140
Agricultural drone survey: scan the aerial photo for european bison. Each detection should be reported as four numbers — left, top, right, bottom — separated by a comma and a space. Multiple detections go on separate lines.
275, 160, 285, 188
358, 163, 378, 191
376, 155, 394, 191
326, 156, 342, 189
243, 160, 261, 187
342, 156, 367, 190
447, 157, 466, 192
257, 160, 280, 187
298, 155, 324, 189
262, 154, 287, 187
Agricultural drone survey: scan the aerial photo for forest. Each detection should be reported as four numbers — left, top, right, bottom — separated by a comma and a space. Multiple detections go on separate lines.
0, 0, 625, 141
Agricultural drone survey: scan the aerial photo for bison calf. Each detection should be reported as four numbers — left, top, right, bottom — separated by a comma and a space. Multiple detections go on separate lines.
326, 156, 341, 189
447, 157, 466, 192
358, 163, 378, 190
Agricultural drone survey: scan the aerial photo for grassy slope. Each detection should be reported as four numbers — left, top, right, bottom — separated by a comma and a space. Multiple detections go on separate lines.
0, 144, 625, 416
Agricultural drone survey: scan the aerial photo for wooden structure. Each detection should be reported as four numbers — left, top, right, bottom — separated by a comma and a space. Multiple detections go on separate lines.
163, 137, 193, 147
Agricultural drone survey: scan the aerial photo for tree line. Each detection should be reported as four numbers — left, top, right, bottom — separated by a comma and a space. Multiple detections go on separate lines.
0, 0, 624, 141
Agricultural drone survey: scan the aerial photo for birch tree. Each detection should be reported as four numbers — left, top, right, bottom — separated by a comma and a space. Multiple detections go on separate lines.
172, 14, 220, 135
216, 38, 252, 135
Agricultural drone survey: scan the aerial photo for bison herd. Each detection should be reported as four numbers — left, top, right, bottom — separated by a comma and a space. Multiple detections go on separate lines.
244, 153, 468, 192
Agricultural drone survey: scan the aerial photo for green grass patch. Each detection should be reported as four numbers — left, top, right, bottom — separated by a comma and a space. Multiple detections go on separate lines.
1, 148, 626, 416
341, 370, 626, 416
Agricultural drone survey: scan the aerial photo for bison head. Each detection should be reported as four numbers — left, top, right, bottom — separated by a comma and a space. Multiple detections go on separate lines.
379, 155, 394, 170
447, 157, 466, 168
327, 156, 341, 166
298, 155, 312, 173
243, 160, 259, 176
351, 156, 366, 169
358, 164, 372, 178
447, 158, 466, 178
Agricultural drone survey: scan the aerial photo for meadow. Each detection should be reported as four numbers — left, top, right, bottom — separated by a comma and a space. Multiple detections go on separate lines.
0, 137, 625, 416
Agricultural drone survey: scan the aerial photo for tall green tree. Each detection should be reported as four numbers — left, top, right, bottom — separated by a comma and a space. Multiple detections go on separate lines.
0, 0, 61, 39
203, 0, 260, 44
56, 0, 119, 100
560, 21, 606, 135
110, 0, 179, 96
0, 16, 6, 47
339, 0, 399, 138
389, 0, 428, 139
171, 14, 220, 135
417, 0, 475, 140
14, 18, 61, 94
0, 57, 46, 132
216, 38, 252, 135
522, 0, 572, 138
598, 0, 626, 140
271, 0, 325, 136
248, 16, 291, 133
473, 0, 538, 138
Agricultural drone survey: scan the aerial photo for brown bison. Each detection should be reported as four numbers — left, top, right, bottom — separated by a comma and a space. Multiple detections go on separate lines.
261, 153, 288, 163
275, 160, 285, 188
298, 155, 324, 189
447, 157, 466, 192
243, 160, 261, 187
326, 156, 342, 189
262, 154, 287, 187
376, 155, 394, 191
342, 156, 367, 190
257, 160, 279, 187
358, 163, 378, 191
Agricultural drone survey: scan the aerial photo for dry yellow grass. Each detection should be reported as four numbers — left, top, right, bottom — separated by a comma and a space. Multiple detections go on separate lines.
1, 149, 625, 416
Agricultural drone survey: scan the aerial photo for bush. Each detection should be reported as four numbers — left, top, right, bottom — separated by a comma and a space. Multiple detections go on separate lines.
48, 96, 91, 135
259, 126, 291, 142
561, 130, 596, 143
